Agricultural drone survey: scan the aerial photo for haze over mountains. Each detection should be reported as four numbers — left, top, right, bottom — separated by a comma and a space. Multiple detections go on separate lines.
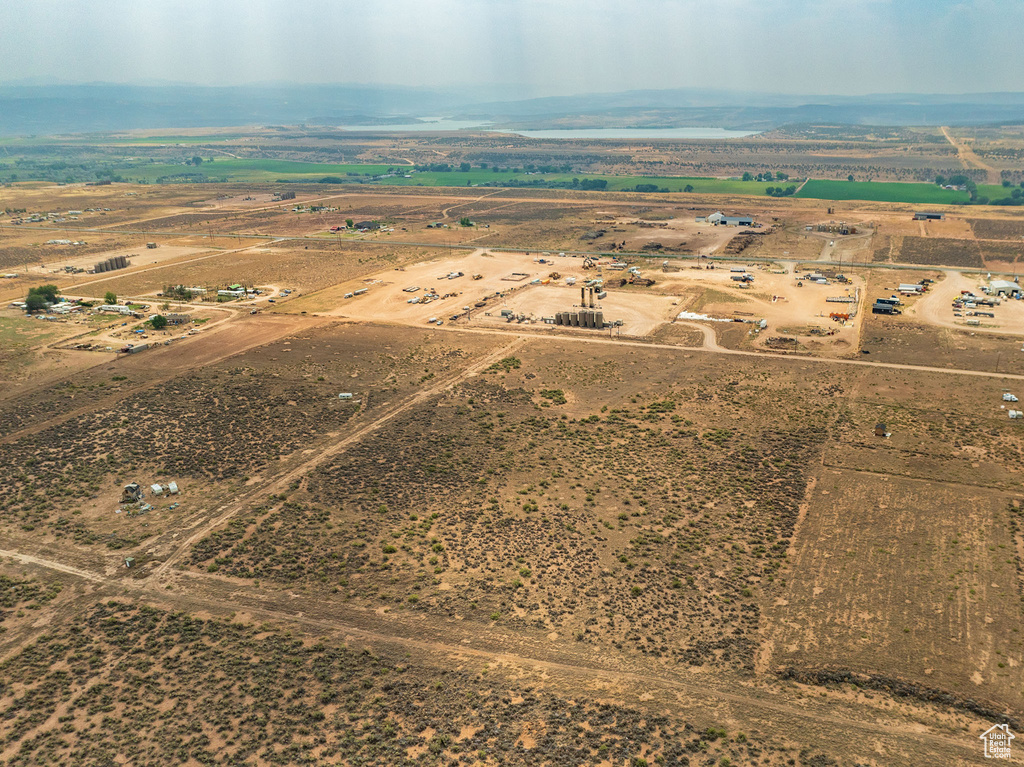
4, 84, 1024, 137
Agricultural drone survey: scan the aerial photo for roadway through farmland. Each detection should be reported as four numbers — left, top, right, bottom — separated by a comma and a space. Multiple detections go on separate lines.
941, 126, 1002, 185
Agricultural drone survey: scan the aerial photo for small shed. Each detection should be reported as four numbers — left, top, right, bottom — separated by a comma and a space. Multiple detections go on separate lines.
167, 481, 179, 494
874, 423, 889, 437
150, 483, 164, 495
121, 482, 143, 503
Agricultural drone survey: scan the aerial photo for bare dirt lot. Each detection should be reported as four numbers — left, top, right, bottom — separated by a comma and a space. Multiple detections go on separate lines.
765, 469, 1023, 715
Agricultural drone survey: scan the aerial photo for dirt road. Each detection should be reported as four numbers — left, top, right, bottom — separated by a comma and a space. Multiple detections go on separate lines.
443, 323, 1024, 381
941, 126, 1001, 185
149, 336, 525, 579
0, 548, 106, 584
0, 543, 991, 764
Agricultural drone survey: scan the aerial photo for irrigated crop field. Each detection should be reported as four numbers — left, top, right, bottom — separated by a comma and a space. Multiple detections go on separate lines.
1, 177, 1024, 766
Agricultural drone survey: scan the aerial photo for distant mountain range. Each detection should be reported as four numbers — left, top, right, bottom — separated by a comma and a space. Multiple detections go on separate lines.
3, 84, 1024, 136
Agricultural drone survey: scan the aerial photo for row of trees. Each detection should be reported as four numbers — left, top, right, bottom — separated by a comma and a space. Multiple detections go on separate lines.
743, 171, 789, 182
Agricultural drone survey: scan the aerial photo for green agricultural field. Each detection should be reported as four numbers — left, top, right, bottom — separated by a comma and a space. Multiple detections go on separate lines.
112, 158, 391, 182
378, 170, 779, 196
978, 184, 1024, 202
115, 159, 394, 183
796, 179, 969, 204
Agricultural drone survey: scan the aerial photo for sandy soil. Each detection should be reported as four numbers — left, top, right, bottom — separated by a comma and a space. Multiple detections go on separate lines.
284, 248, 868, 346
25, 243, 212, 277
912, 271, 1024, 337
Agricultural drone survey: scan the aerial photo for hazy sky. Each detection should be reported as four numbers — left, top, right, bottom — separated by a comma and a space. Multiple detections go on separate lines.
2, 0, 1021, 96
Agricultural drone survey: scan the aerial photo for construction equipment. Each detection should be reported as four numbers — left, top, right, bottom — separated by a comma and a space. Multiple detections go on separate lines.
829, 312, 850, 322
549, 272, 561, 280
625, 272, 656, 287
582, 256, 596, 269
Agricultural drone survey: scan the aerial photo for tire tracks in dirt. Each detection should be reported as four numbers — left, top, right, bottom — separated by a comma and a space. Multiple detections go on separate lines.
148, 336, 524, 579
0, 547, 985, 761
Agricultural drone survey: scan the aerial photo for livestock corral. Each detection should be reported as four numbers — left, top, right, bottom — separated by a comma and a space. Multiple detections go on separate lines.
1, 180, 1024, 766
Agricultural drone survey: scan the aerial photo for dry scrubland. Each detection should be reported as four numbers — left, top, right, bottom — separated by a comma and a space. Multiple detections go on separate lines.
2, 181, 1024, 765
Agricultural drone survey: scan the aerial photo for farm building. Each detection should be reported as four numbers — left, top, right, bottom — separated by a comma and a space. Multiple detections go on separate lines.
355, 220, 379, 230
96, 304, 135, 315
698, 212, 753, 226
913, 211, 945, 220
723, 216, 753, 226
989, 279, 1021, 297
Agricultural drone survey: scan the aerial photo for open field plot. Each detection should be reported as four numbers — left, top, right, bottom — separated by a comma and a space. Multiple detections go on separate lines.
25, 243, 213, 279
797, 179, 969, 204
0, 322, 503, 551
899, 236, 984, 268
861, 310, 1024, 374
0, 596, 799, 767
764, 469, 1024, 717
970, 217, 1024, 241
0, 316, 70, 381
110, 158, 394, 183
185, 345, 836, 673
0, 229, 172, 273
978, 241, 1023, 271
61, 241, 435, 300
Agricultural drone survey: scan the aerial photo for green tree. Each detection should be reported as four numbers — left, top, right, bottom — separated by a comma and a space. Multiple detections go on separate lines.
935, 175, 946, 186
345, 218, 354, 228
151, 315, 168, 330
847, 174, 854, 182
28, 284, 59, 303
104, 291, 117, 305
192, 156, 202, 166
683, 184, 694, 193
459, 216, 472, 227
741, 172, 752, 181
24, 293, 48, 313
459, 162, 471, 172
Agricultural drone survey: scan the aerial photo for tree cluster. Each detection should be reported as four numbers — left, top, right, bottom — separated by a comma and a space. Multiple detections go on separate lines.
743, 171, 788, 182
25, 284, 59, 313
